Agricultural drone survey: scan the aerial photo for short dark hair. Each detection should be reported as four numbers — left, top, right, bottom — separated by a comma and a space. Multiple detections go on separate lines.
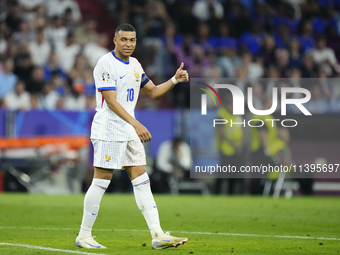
115, 23, 136, 35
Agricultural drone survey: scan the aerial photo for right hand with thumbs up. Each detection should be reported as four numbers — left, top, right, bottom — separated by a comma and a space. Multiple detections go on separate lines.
173, 62, 189, 83
140, 62, 189, 100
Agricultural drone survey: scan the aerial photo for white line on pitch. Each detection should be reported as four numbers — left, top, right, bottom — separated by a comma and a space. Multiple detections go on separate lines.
0, 226, 339, 241
0, 242, 107, 255
174, 231, 340, 241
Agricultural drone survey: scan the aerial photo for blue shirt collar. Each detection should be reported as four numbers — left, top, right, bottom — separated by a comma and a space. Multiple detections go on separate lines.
111, 50, 130, 64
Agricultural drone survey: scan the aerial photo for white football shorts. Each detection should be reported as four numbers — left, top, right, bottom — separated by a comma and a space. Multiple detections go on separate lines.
91, 138, 146, 169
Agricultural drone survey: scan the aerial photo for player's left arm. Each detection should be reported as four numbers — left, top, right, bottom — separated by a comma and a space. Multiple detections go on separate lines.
142, 62, 189, 100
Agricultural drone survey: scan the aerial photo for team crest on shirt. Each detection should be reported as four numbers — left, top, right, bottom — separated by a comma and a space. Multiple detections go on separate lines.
134, 70, 140, 81
105, 155, 111, 162
134, 69, 140, 86
102, 72, 110, 82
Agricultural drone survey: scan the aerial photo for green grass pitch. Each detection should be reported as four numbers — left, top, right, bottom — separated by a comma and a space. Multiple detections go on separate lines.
0, 193, 339, 254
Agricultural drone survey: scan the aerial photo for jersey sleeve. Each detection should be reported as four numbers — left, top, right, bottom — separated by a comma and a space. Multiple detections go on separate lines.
94, 59, 117, 92
136, 61, 150, 88
140, 73, 150, 88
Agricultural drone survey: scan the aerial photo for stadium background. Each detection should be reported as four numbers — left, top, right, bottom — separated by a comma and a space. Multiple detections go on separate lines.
1, 1, 340, 254
0, 0, 340, 196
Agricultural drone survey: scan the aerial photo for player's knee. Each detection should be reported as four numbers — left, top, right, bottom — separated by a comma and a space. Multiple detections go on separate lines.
94, 167, 114, 180
126, 166, 146, 180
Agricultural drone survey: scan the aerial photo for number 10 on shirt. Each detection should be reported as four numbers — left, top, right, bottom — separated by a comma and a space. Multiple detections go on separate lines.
127, 88, 134, 102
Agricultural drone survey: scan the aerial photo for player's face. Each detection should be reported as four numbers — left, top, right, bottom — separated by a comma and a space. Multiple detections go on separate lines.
113, 31, 137, 61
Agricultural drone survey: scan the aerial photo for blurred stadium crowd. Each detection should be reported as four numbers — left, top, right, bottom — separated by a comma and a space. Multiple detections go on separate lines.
1, 0, 340, 111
